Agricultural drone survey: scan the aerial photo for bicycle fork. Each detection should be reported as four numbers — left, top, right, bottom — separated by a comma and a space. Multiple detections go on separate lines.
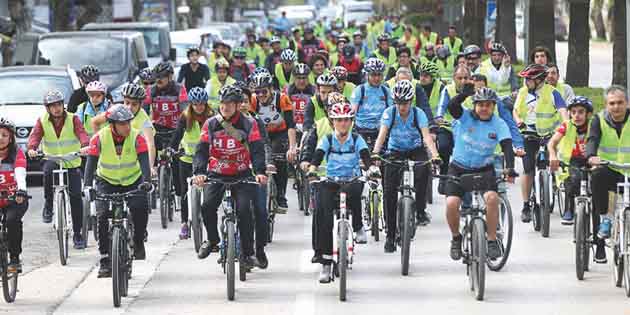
333, 192, 354, 269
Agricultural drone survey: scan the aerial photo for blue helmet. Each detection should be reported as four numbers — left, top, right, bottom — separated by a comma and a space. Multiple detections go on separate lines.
568, 96, 593, 113
187, 87, 209, 103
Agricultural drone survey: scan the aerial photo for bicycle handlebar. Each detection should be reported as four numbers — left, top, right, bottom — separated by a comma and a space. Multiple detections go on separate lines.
33, 151, 82, 162
195, 176, 259, 187
95, 189, 144, 202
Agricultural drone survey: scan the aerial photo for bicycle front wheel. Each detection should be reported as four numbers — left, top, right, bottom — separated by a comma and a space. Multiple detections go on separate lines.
488, 194, 513, 271
159, 166, 169, 229
575, 201, 589, 280
399, 197, 414, 276
1, 250, 17, 303
371, 192, 380, 242
226, 221, 236, 301
111, 227, 124, 307
471, 219, 486, 301
623, 210, 630, 297
56, 191, 68, 266
338, 222, 348, 302
190, 187, 203, 253
540, 171, 551, 237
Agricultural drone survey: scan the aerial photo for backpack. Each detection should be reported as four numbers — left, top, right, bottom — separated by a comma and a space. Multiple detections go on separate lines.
325, 132, 359, 161
357, 84, 390, 109
387, 106, 422, 134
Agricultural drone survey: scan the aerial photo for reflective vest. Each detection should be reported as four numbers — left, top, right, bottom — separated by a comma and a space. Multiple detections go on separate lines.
208, 76, 236, 110
443, 83, 473, 124
131, 108, 155, 136
311, 95, 327, 122
557, 120, 590, 181
373, 47, 397, 72
77, 102, 108, 137
427, 81, 443, 115
419, 32, 438, 55
275, 63, 294, 90
436, 58, 453, 81
245, 44, 264, 66
41, 113, 81, 168
478, 59, 512, 97
96, 128, 142, 186
180, 120, 202, 164
597, 112, 630, 175
515, 84, 560, 136
342, 82, 356, 101
315, 117, 333, 174
443, 36, 463, 55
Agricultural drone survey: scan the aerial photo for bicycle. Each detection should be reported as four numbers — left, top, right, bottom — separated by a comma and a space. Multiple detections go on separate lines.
156, 143, 182, 230
487, 155, 514, 272
522, 130, 555, 237
187, 177, 204, 253
362, 169, 383, 242
310, 175, 364, 302
0, 191, 30, 303
267, 153, 286, 243
295, 134, 311, 216
82, 179, 98, 244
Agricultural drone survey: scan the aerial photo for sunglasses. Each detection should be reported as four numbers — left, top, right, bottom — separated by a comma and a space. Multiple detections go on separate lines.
234, 56, 245, 60
255, 89, 269, 96
296, 76, 308, 80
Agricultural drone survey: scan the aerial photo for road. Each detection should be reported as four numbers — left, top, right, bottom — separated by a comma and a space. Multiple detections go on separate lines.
2, 175, 630, 315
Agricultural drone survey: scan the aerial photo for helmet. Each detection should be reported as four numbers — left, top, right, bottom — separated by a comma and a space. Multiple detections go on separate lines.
106, 104, 134, 123
337, 33, 350, 43
328, 101, 354, 119
252, 67, 271, 77
327, 92, 346, 107
364, 58, 386, 74
219, 84, 244, 103
188, 87, 209, 103
0, 117, 16, 134
258, 36, 269, 43
393, 80, 415, 102
352, 30, 363, 38
85, 81, 107, 94
377, 33, 391, 42
490, 42, 506, 54
251, 72, 273, 88
419, 61, 440, 78
568, 96, 594, 113
138, 67, 154, 82
315, 73, 338, 86
215, 59, 230, 71
44, 90, 64, 106
342, 45, 355, 58
232, 47, 247, 58
472, 87, 498, 104
425, 43, 435, 51
270, 36, 281, 45
292, 63, 311, 76
153, 61, 174, 78
291, 26, 301, 34
519, 63, 548, 80
436, 45, 451, 59
232, 81, 250, 94
331, 66, 348, 81
280, 49, 297, 62
303, 26, 314, 34
121, 82, 146, 100
186, 46, 200, 56
79, 64, 99, 82
463, 44, 482, 59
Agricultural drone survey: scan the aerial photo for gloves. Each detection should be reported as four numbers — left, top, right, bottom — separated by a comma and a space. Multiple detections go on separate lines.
462, 83, 475, 97
139, 182, 153, 192
431, 158, 443, 167
14, 189, 28, 198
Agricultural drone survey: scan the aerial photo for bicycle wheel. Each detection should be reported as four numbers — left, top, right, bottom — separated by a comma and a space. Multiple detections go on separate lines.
190, 187, 203, 253
371, 191, 380, 242
623, 210, 630, 297
556, 182, 565, 218
575, 201, 588, 280
91, 215, 98, 242
471, 219, 486, 301
338, 222, 348, 302
167, 167, 174, 222
540, 171, 551, 237
56, 191, 68, 266
426, 173, 433, 204
81, 194, 90, 247
159, 166, 169, 229
226, 221, 236, 301
488, 195, 513, 271
399, 197, 414, 276
112, 227, 124, 307
239, 237, 247, 282
1, 250, 17, 303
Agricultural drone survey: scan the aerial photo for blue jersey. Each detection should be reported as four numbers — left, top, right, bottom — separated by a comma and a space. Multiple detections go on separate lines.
351, 84, 393, 130
451, 109, 511, 169
381, 106, 428, 153
318, 133, 368, 178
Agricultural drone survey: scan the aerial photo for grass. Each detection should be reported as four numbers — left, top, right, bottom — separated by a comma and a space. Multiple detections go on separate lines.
574, 87, 605, 112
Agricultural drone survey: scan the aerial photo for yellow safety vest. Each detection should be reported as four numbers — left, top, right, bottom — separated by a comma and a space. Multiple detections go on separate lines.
597, 112, 630, 175
180, 120, 201, 164
208, 76, 236, 110
311, 95, 327, 122
443, 36, 462, 55
41, 113, 81, 168
427, 80, 443, 115
373, 47, 397, 72
342, 82, 356, 101
315, 117, 333, 174
275, 63, 294, 91
443, 83, 472, 123
478, 59, 512, 97
515, 84, 561, 136
557, 120, 589, 181
96, 128, 142, 186
131, 108, 155, 136
419, 32, 438, 55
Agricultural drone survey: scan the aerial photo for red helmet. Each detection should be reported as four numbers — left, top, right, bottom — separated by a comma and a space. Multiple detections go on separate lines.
519, 64, 548, 80
328, 101, 354, 119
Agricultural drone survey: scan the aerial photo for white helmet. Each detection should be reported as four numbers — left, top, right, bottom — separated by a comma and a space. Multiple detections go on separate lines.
392, 80, 415, 102
85, 80, 107, 94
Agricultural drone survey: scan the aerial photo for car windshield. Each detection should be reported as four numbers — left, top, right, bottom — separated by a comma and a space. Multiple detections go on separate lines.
38, 37, 126, 74
140, 29, 161, 58
174, 43, 193, 58
0, 74, 72, 104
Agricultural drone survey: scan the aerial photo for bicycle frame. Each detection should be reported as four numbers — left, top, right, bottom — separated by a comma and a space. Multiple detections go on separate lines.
332, 190, 354, 267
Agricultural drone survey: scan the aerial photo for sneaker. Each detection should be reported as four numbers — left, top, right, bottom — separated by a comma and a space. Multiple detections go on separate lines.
241, 255, 259, 270
319, 264, 332, 283
487, 240, 502, 260
42, 207, 53, 223
197, 241, 219, 259
355, 227, 368, 244
384, 236, 396, 253
276, 201, 288, 214
450, 235, 463, 261
134, 242, 146, 260
597, 217, 612, 239
520, 207, 532, 223
595, 239, 607, 264
179, 223, 190, 240
311, 253, 322, 264
561, 211, 574, 226
97, 257, 112, 278
256, 248, 268, 269
73, 233, 87, 250
417, 212, 431, 226
7, 257, 21, 274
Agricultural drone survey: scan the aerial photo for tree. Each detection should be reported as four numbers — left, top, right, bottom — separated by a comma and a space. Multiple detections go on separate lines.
462, 0, 485, 47
611, 0, 626, 86
591, 0, 607, 39
76, 0, 103, 29
566, 0, 590, 87
49, 0, 74, 31
496, 0, 517, 62
8, 0, 31, 35
528, 0, 556, 62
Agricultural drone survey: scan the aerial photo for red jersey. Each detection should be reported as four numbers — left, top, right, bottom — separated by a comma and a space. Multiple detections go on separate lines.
149, 82, 187, 129
556, 121, 587, 159
0, 149, 26, 207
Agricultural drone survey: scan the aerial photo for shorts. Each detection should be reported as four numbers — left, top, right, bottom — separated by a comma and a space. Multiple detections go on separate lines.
445, 162, 497, 198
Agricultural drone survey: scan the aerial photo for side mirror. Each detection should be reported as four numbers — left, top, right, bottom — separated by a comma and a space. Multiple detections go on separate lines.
169, 47, 176, 61
138, 60, 149, 69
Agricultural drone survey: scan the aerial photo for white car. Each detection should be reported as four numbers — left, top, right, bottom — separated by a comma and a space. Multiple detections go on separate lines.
170, 30, 208, 74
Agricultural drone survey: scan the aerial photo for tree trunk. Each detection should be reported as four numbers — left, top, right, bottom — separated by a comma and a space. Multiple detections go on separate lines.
8, 0, 31, 35
50, 0, 74, 31
463, 0, 486, 48
591, 0, 607, 39
496, 0, 517, 62
76, 1, 103, 29
612, 0, 626, 86
566, 0, 590, 87
132, 0, 143, 21
528, 0, 556, 62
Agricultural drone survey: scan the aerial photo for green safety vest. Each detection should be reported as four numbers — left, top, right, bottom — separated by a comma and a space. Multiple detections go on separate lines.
342, 82, 356, 101
435, 59, 453, 83
515, 84, 561, 136
308, 69, 330, 86
96, 128, 142, 186
274, 63, 294, 91
478, 59, 512, 97
426, 80, 443, 115
131, 108, 154, 136
555, 82, 567, 101
41, 113, 81, 168
180, 120, 201, 164
556, 120, 590, 181
315, 117, 333, 174
391, 25, 405, 39
419, 32, 438, 56
77, 102, 107, 137
208, 53, 227, 73
208, 76, 236, 110
597, 112, 630, 175
373, 47, 397, 72
443, 36, 462, 55
245, 44, 264, 67
400, 36, 418, 52
311, 95, 327, 122
443, 83, 473, 121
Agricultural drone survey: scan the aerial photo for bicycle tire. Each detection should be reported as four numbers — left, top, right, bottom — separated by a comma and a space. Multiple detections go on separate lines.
399, 197, 414, 276
190, 187, 203, 253
112, 227, 123, 307
226, 221, 236, 301
371, 192, 380, 242
532, 202, 542, 232
239, 240, 247, 282
488, 195, 513, 271
556, 182, 565, 218
339, 222, 348, 302
1, 250, 17, 303
91, 215, 98, 242
56, 191, 68, 266
81, 195, 90, 247
167, 167, 174, 222
267, 214, 275, 243
426, 173, 433, 204
614, 243, 624, 288
159, 166, 169, 229
623, 210, 630, 297
471, 219, 486, 301
575, 201, 588, 280
540, 171, 551, 237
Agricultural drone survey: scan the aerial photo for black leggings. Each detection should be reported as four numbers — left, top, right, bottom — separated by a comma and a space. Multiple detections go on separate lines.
270, 132, 289, 204
4, 200, 28, 259
591, 166, 625, 216
179, 161, 193, 223
436, 128, 453, 175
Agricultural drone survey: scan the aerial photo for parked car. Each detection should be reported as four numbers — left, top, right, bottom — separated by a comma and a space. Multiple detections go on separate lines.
34, 31, 149, 102
81, 22, 176, 67
0, 66, 80, 174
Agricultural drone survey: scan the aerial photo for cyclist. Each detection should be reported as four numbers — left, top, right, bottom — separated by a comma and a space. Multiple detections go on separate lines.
0, 117, 28, 273
264, 36, 283, 73
351, 58, 393, 151
207, 40, 230, 74
476, 42, 518, 98
372, 80, 440, 250
258, 36, 271, 61
548, 96, 593, 225
386, 67, 433, 120
586, 85, 630, 264
27, 90, 90, 250
416, 23, 439, 57
331, 66, 356, 101
308, 53, 329, 86
304, 73, 338, 130
418, 61, 445, 117
177, 47, 210, 92
84, 105, 153, 277
138, 67, 155, 111
244, 31, 265, 67
546, 63, 575, 103
285, 63, 316, 141
68, 65, 113, 113
390, 15, 405, 38
274, 49, 297, 91
229, 47, 253, 83
207, 59, 236, 112
75, 81, 111, 138
435, 45, 453, 83
168, 87, 212, 240
329, 33, 349, 67
370, 33, 397, 75
463, 45, 482, 73
530, 45, 553, 65
191, 84, 267, 269
300, 26, 327, 65
399, 26, 418, 52
249, 71, 298, 213
306, 100, 372, 283
419, 44, 438, 65
442, 25, 463, 56
445, 86, 517, 261
385, 47, 419, 81
352, 30, 370, 62
513, 64, 568, 222
337, 45, 363, 85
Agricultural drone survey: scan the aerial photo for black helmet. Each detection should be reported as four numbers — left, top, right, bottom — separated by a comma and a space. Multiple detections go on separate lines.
106, 104, 134, 123
342, 45, 355, 58
152, 61, 174, 78
219, 84, 244, 103
292, 63, 311, 76
568, 96, 594, 113
79, 64, 100, 82
121, 83, 146, 100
